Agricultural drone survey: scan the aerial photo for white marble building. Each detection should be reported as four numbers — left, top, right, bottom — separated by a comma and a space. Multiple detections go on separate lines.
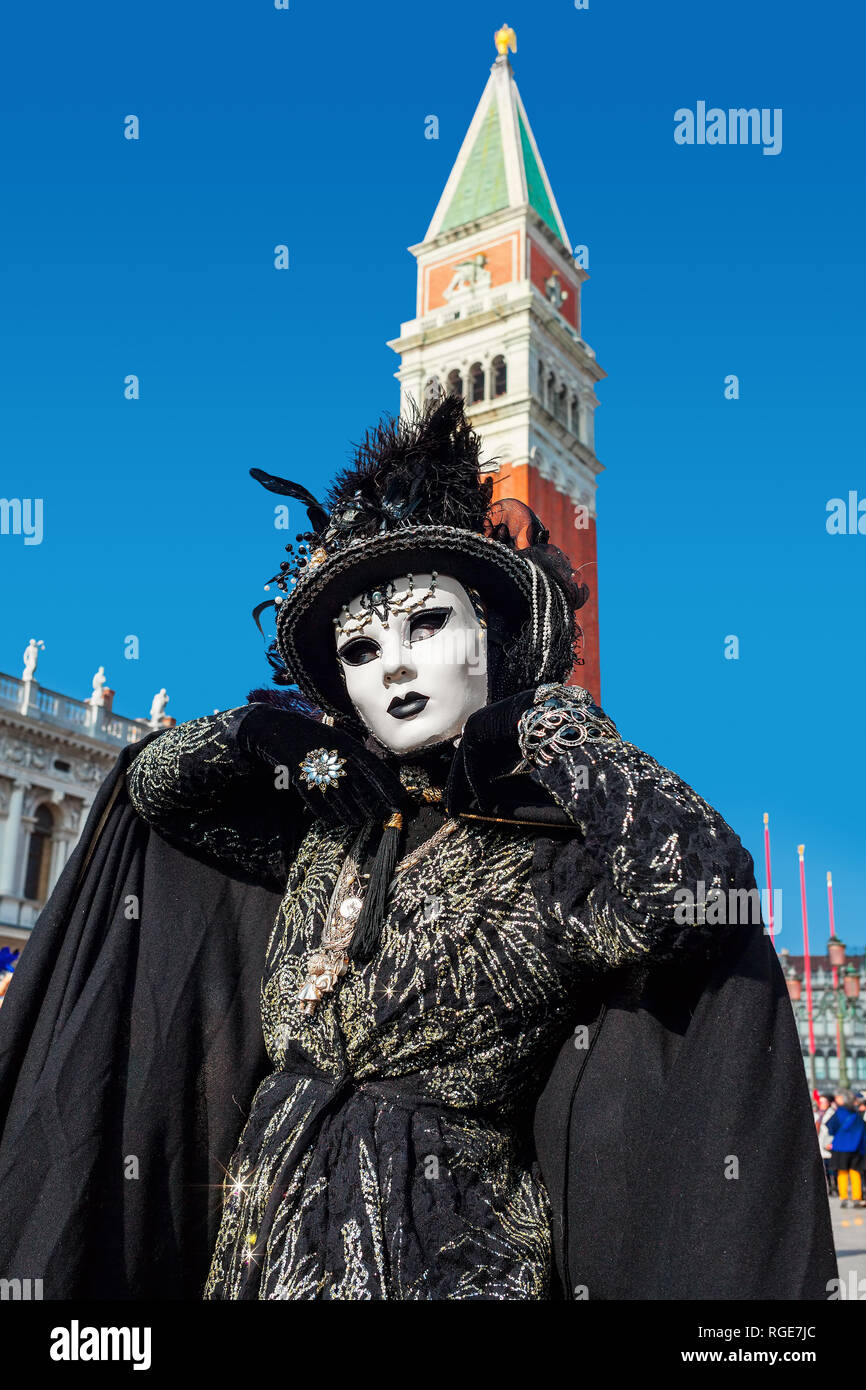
0, 650, 170, 955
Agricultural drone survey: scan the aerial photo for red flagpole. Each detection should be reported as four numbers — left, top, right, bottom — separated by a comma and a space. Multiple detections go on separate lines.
798, 845, 817, 1095
763, 812, 775, 944
827, 870, 837, 938
827, 871, 843, 1071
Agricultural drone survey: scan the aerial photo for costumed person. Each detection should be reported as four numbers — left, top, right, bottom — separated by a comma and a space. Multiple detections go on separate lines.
0, 397, 836, 1300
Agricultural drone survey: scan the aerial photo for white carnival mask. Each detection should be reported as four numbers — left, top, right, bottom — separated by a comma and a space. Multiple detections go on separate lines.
334, 573, 488, 754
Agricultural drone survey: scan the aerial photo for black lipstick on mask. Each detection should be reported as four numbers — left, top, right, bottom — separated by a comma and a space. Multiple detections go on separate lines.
387, 691, 430, 720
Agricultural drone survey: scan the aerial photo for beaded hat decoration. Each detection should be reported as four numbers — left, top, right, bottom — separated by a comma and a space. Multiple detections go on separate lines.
332, 573, 440, 640
251, 395, 589, 720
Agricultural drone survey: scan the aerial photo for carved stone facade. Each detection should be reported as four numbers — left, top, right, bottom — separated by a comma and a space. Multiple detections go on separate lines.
0, 671, 156, 955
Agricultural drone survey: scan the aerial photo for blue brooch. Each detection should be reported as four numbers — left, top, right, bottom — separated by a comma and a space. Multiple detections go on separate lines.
298, 747, 347, 790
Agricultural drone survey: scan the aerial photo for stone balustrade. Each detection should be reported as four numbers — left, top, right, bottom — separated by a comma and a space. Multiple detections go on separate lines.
0, 674, 148, 746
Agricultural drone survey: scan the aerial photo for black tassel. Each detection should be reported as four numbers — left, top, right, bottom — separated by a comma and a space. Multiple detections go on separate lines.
349, 811, 403, 965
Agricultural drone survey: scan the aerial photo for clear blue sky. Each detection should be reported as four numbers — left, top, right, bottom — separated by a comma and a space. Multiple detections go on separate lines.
1, 1, 863, 950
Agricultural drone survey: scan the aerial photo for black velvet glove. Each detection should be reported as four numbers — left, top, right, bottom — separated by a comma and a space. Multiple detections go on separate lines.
236, 702, 406, 829
446, 689, 540, 817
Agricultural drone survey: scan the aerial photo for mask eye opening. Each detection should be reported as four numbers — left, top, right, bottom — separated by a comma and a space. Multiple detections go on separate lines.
338, 636, 380, 667
407, 606, 452, 643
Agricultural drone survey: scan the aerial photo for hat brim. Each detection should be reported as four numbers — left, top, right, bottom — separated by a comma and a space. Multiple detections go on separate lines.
276, 526, 536, 717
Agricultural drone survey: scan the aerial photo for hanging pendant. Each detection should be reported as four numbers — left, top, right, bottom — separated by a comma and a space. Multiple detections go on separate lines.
298, 948, 351, 1016
298, 848, 366, 1017
297, 818, 459, 1017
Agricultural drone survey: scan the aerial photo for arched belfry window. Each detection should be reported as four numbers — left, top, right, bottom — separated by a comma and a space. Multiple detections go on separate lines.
492, 355, 507, 397
446, 369, 463, 399
469, 363, 485, 404
24, 804, 54, 903
537, 359, 545, 404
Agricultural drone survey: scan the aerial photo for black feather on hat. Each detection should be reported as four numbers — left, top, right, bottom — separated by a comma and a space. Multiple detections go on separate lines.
325, 393, 491, 538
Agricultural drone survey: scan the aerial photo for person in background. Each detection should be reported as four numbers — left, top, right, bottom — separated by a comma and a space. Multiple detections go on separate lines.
816, 1094, 837, 1196
827, 1090, 866, 1207
0, 948, 19, 1012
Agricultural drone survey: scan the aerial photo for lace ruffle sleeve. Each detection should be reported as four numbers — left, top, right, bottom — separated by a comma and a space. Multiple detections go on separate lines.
126, 706, 303, 887
524, 685, 758, 970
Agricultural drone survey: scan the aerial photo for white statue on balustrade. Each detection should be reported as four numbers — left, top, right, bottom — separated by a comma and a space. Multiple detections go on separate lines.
22, 639, 45, 683
148, 689, 170, 728
88, 667, 107, 708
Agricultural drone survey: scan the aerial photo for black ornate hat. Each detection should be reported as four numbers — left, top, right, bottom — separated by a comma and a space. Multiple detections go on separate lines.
252, 394, 588, 718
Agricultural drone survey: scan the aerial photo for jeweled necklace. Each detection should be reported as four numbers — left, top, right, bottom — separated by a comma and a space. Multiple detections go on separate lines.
297, 816, 459, 1016
398, 760, 445, 804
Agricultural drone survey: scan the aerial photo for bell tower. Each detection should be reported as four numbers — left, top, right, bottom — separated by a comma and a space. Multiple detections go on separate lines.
387, 26, 605, 701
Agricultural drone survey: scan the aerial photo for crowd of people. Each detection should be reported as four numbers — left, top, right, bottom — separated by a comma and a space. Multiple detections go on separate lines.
816, 1090, 866, 1206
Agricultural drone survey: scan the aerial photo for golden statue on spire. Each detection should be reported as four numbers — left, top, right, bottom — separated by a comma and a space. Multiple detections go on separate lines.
494, 23, 517, 57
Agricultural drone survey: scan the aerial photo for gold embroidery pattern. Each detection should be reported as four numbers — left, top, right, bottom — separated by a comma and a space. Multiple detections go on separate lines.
205, 818, 572, 1301
126, 707, 289, 883
128, 699, 743, 1300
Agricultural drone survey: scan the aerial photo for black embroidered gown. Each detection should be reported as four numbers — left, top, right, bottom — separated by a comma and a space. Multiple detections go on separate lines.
125, 691, 752, 1300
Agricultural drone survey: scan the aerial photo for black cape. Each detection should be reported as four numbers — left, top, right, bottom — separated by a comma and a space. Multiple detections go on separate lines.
0, 741, 836, 1300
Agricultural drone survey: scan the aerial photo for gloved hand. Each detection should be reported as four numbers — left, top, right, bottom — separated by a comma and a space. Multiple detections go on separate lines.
446, 689, 537, 816
446, 684, 616, 822
236, 701, 405, 829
